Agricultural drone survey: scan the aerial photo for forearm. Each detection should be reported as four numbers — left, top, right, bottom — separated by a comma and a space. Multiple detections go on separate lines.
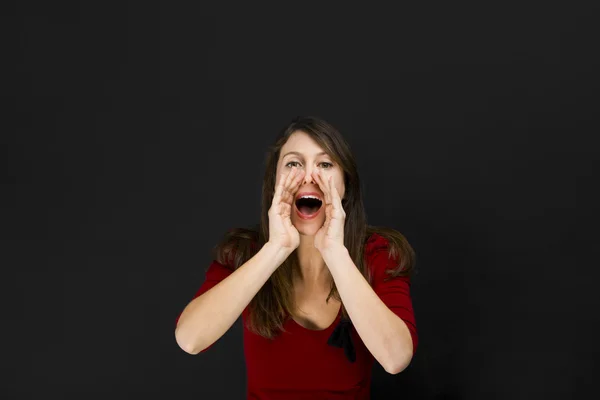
175, 242, 290, 354
323, 246, 413, 374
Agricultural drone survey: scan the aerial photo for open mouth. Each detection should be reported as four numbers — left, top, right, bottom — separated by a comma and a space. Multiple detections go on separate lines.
295, 196, 323, 218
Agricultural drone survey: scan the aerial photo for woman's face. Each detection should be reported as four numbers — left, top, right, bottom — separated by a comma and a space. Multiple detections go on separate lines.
275, 130, 346, 236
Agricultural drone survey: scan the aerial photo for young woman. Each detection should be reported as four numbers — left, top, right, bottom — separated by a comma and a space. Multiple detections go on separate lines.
175, 116, 418, 399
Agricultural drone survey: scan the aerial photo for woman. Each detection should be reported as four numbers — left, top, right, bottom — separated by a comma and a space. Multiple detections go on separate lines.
175, 116, 418, 399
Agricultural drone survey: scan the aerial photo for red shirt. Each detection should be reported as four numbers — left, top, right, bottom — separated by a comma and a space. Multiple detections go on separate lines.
176, 233, 418, 399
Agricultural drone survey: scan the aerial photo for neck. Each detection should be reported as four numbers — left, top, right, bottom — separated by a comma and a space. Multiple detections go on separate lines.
294, 234, 331, 290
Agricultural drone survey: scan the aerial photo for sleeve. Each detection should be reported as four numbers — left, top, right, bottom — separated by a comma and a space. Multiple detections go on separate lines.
175, 260, 234, 353
367, 234, 419, 355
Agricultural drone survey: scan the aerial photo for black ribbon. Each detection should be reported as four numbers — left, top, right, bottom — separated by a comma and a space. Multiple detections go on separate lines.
327, 318, 356, 363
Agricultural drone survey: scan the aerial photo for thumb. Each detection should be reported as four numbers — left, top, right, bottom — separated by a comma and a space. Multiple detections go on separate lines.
284, 215, 294, 229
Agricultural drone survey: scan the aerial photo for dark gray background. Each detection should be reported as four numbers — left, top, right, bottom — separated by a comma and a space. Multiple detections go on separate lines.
3, 2, 599, 399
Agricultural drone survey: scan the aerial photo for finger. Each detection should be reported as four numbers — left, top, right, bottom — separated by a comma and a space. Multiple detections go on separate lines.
285, 166, 298, 188
280, 167, 299, 201
273, 172, 287, 204
283, 205, 295, 228
274, 168, 296, 205
289, 169, 305, 201
312, 171, 334, 227
329, 175, 342, 211
288, 168, 305, 191
313, 170, 331, 205
280, 202, 291, 218
283, 168, 304, 204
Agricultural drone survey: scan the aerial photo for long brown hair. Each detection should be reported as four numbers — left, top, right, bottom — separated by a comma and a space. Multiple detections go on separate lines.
212, 116, 416, 339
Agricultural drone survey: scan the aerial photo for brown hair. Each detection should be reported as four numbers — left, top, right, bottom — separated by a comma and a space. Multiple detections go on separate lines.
212, 116, 416, 339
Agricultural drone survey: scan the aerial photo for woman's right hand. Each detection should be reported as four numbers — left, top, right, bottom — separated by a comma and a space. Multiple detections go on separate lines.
268, 166, 305, 252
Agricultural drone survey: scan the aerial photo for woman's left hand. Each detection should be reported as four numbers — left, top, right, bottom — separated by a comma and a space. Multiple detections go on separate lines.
313, 170, 346, 253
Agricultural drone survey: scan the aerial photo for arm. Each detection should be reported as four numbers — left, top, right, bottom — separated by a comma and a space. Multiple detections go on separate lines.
175, 242, 290, 355
176, 166, 306, 355
322, 246, 415, 374
311, 171, 416, 374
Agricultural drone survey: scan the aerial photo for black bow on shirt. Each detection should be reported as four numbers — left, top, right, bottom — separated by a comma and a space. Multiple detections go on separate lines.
327, 318, 356, 363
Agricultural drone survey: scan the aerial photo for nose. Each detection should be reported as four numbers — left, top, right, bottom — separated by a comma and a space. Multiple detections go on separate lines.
302, 167, 315, 185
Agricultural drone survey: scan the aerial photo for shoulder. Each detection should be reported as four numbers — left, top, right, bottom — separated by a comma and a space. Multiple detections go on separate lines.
213, 226, 261, 269
363, 226, 416, 280
364, 232, 397, 274
365, 231, 391, 254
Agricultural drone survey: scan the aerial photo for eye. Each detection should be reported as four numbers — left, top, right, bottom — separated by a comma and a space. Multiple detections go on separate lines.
319, 162, 333, 169
285, 161, 302, 168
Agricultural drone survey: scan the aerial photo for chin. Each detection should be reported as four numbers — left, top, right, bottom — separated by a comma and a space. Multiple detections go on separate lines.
292, 216, 324, 237
295, 225, 320, 237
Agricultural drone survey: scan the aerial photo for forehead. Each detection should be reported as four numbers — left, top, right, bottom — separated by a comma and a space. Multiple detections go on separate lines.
280, 131, 326, 157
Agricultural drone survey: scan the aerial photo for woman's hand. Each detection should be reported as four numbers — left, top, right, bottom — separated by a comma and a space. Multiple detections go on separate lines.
267, 166, 305, 252
313, 170, 346, 253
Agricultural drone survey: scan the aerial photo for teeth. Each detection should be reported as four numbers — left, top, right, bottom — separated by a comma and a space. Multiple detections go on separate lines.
299, 195, 322, 201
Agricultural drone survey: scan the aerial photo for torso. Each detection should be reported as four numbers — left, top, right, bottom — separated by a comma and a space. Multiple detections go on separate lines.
238, 233, 397, 398
291, 286, 342, 330
242, 290, 373, 399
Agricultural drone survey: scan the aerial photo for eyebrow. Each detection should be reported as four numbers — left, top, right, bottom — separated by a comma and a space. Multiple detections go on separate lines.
282, 151, 329, 158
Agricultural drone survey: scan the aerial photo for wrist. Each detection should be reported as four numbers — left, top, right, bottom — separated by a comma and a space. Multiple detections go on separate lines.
319, 243, 349, 262
264, 241, 294, 263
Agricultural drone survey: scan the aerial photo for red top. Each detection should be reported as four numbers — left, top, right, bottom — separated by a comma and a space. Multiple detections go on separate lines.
176, 233, 418, 399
